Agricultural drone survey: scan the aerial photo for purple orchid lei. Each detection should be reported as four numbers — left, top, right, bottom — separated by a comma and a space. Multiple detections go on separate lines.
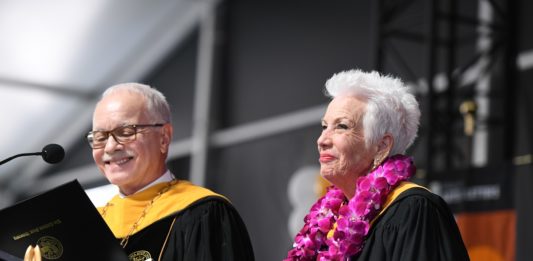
285, 154, 416, 261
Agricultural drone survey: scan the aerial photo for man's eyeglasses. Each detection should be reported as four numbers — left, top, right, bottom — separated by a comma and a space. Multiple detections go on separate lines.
86, 124, 165, 149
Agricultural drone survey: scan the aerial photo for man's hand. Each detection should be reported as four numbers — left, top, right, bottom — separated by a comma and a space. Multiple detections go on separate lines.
24, 245, 41, 261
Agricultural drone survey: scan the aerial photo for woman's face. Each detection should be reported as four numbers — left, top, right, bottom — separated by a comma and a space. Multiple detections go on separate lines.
317, 96, 377, 186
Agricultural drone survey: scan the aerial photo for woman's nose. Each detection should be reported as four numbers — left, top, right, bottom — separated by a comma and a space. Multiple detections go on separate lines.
317, 130, 331, 149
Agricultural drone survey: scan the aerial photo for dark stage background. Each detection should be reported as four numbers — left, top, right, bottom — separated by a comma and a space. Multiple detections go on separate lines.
5, 1, 533, 260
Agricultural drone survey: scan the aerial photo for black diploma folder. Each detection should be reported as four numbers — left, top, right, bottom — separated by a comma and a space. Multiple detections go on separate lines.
0, 180, 128, 261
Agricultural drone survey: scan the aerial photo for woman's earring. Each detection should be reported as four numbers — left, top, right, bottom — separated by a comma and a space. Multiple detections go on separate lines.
372, 158, 380, 170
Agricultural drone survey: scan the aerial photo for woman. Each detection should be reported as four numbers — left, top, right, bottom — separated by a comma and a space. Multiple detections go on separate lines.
285, 69, 469, 260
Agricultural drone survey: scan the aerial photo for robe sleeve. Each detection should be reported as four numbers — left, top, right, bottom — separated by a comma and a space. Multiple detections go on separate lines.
355, 188, 470, 261
162, 196, 255, 261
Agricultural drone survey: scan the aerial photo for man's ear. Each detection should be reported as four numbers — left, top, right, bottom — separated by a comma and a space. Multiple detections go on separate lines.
160, 123, 173, 154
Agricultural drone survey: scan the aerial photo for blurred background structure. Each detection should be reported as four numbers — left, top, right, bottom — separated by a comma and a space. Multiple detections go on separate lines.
0, 0, 532, 260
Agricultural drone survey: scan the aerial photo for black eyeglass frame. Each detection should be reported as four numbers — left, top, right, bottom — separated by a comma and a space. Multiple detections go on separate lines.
86, 123, 166, 149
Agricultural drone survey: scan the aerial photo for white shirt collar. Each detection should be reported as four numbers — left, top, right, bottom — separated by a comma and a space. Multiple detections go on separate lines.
118, 170, 175, 198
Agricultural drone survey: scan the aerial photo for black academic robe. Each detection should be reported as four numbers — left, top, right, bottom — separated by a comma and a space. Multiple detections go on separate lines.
123, 196, 254, 261
354, 188, 470, 261
99, 180, 254, 261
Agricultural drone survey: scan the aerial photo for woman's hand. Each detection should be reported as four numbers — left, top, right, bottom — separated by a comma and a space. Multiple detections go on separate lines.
24, 245, 41, 261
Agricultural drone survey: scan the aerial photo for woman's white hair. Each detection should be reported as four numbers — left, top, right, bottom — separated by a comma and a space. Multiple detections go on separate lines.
101, 82, 171, 124
324, 69, 420, 154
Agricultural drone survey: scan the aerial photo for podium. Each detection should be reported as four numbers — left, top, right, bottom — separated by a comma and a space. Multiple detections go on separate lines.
0, 249, 21, 261
0, 180, 128, 261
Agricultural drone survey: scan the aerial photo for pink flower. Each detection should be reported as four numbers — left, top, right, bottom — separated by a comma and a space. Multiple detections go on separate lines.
285, 154, 415, 260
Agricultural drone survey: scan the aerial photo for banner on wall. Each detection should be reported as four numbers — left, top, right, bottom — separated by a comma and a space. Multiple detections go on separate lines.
428, 164, 515, 261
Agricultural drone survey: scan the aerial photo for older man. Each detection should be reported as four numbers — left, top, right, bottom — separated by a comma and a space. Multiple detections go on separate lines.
88, 83, 254, 260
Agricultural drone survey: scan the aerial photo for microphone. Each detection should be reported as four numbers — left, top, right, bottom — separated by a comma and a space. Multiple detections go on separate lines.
0, 144, 65, 165
41, 144, 65, 164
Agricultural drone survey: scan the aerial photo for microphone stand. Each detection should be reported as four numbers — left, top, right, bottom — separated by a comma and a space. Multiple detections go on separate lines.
0, 152, 41, 165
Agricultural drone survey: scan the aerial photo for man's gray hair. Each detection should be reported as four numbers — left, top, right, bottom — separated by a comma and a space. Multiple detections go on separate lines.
102, 82, 171, 124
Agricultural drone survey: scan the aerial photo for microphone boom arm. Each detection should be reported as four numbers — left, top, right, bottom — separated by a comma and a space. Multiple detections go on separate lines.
0, 144, 65, 166
0, 152, 42, 165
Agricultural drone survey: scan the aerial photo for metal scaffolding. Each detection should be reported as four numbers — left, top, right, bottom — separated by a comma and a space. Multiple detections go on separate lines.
373, 0, 518, 176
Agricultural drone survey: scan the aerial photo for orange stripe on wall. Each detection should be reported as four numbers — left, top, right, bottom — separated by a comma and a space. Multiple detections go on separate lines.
455, 210, 515, 261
